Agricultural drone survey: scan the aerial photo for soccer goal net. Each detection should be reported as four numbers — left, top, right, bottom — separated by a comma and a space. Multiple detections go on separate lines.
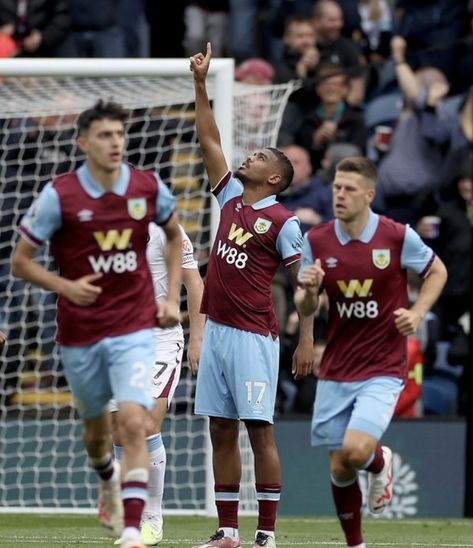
0, 58, 297, 514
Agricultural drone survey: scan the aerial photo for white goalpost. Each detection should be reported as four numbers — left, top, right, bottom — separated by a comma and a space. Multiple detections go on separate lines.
0, 58, 297, 516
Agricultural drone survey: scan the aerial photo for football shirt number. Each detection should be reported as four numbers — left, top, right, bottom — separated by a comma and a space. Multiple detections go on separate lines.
245, 381, 266, 406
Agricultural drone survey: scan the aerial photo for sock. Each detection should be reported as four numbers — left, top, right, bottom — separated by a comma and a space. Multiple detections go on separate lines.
113, 443, 123, 463
122, 468, 149, 530
331, 475, 363, 547
256, 529, 275, 539
90, 453, 114, 482
362, 445, 384, 474
215, 483, 239, 531
144, 433, 166, 517
255, 483, 281, 533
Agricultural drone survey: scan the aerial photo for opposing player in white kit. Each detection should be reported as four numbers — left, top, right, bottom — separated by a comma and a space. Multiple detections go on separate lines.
109, 222, 205, 546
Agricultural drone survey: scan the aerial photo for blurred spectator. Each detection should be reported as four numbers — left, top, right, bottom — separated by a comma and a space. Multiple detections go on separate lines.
0, 32, 17, 58
356, 0, 392, 62
312, 0, 366, 105
418, 149, 472, 337
279, 144, 332, 233
235, 57, 274, 85
56, 0, 124, 57
279, 63, 367, 171
273, 15, 320, 84
317, 141, 362, 186
394, 336, 423, 418
146, 0, 185, 57
374, 37, 466, 225
229, 0, 281, 62
183, 1, 228, 58
0, 0, 70, 56
119, 0, 147, 57
394, 0, 471, 94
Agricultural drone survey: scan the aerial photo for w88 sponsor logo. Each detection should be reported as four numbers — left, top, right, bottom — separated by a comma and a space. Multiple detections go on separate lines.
336, 300, 379, 319
216, 240, 248, 269
88, 251, 138, 273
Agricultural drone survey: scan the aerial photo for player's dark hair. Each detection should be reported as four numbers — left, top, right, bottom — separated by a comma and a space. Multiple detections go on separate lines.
336, 156, 377, 186
267, 147, 294, 192
77, 100, 128, 134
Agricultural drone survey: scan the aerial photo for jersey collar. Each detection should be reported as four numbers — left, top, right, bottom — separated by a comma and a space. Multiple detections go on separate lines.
245, 194, 278, 210
77, 162, 130, 198
335, 209, 379, 244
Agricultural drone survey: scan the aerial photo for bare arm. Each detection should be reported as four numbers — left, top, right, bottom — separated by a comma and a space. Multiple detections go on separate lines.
394, 256, 448, 335
391, 36, 420, 101
189, 42, 229, 188
294, 258, 325, 317
160, 212, 183, 327
182, 268, 205, 374
287, 261, 315, 379
11, 238, 103, 306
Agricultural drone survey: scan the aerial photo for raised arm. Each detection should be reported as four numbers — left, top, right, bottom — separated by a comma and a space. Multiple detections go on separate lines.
189, 42, 229, 188
391, 36, 420, 101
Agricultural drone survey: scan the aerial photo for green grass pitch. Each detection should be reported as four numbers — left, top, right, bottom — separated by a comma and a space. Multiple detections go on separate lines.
1, 514, 473, 547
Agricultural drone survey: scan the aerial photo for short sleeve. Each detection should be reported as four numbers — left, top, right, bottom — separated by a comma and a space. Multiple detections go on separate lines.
401, 225, 435, 276
154, 173, 176, 225
276, 216, 303, 265
18, 182, 62, 246
212, 172, 243, 209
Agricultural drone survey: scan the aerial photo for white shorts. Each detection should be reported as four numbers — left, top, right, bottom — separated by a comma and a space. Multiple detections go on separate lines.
110, 338, 184, 413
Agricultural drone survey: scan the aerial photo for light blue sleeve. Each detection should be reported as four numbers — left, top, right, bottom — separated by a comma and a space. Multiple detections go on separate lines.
19, 182, 62, 245
276, 216, 303, 262
297, 233, 315, 283
154, 173, 176, 225
214, 174, 243, 209
401, 225, 435, 274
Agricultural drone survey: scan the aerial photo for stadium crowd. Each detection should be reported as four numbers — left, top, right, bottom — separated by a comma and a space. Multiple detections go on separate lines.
0, 0, 472, 419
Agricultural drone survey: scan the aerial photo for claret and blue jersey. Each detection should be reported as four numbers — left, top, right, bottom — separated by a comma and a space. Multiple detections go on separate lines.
18, 162, 176, 346
201, 171, 303, 338
299, 209, 435, 382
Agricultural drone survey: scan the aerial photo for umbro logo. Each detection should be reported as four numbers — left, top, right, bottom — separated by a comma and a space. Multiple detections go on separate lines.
235, 202, 242, 212
77, 209, 93, 222
326, 257, 338, 268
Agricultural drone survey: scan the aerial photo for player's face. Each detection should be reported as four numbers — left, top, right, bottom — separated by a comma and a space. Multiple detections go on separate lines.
235, 148, 278, 185
78, 118, 125, 174
332, 171, 374, 222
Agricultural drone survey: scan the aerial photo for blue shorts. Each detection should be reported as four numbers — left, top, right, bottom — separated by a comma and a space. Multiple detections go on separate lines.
60, 328, 155, 419
194, 320, 279, 423
311, 376, 404, 450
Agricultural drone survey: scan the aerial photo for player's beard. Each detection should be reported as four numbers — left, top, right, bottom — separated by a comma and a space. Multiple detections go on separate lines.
234, 168, 249, 185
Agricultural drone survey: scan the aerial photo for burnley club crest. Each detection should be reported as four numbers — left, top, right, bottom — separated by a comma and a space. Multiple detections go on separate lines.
372, 249, 390, 270
127, 198, 147, 220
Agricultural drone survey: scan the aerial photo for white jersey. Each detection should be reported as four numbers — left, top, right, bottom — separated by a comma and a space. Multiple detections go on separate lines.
147, 222, 198, 343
